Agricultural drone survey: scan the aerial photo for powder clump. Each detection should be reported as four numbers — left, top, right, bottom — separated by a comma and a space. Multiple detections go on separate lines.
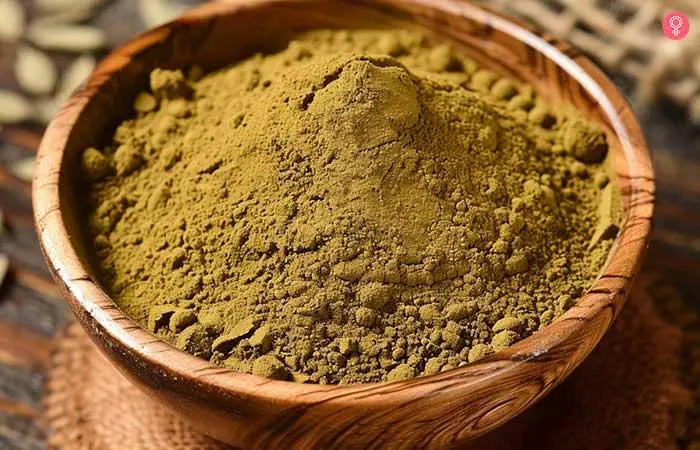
83, 29, 617, 384
81, 147, 109, 181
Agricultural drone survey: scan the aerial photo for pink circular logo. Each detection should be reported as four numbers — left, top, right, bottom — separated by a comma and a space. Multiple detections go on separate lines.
663, 11, 690, 40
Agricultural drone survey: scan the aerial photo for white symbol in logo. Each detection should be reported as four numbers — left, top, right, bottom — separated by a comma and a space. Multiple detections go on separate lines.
670, 15, 684, 36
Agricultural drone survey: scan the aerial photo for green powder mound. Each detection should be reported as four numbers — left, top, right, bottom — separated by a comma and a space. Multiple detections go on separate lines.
82, 29, 618, 384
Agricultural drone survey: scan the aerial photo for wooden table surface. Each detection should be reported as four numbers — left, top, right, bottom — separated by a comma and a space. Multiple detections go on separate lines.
0, 3, 699, 450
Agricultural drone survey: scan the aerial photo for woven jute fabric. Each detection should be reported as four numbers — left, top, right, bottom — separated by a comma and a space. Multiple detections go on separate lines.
485, 0, 700, 122
43, 325, 231, 450
43, 273, 690, 450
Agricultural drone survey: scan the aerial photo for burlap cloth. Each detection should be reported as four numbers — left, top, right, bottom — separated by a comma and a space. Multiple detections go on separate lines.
42, 273, 696, 450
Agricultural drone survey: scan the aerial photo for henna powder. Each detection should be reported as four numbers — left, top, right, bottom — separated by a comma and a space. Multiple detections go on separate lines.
82, 29, 619, 383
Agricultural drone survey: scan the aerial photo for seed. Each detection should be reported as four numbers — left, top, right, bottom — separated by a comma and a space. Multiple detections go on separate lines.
0, 0, 24, 41
0, 90, 33, 123
14, 45, 58, 96
56, 54, 96, 102
138, 0, 185, 29
10, 157, 35, 182
27, 24, 105, 52
0, 254, 8, 291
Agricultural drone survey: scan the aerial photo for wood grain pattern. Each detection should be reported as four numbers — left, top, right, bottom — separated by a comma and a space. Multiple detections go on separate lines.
31, 0, 655, 448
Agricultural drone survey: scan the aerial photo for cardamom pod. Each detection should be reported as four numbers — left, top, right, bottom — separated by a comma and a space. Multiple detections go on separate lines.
27, 23, 105, 52
56, 54, 96, 103
14, 45, 58, 96
0, 90, 33, 123
0, 0, 24, 41
138, 0, 185, 29
10, 157, 35, 182
34, 97, 58, 125
33, 9, 93, 26
36, 0, 104, 14
34, 0, 105, 25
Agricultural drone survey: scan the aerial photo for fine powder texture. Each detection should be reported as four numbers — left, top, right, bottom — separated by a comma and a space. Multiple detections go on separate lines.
82, 29, 618, 384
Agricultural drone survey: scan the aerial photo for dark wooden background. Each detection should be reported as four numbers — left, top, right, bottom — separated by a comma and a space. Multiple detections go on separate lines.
0, 2, 699, 449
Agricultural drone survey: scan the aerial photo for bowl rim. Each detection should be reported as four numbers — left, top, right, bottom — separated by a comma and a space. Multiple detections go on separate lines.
33, 0, 654, 408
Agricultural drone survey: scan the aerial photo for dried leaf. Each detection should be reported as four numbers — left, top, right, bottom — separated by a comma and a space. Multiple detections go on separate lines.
10, 157, 35, 182
0, 0, 24, 41
14, 45, 58, 96
138, 0, 185, 29
56, 54, 96, 102
0, 89, 33, 123
27, 23, 106, 52
0, 254, 8, 291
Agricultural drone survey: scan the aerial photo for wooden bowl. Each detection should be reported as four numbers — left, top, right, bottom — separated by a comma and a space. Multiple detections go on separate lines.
33, 0, 655, 448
